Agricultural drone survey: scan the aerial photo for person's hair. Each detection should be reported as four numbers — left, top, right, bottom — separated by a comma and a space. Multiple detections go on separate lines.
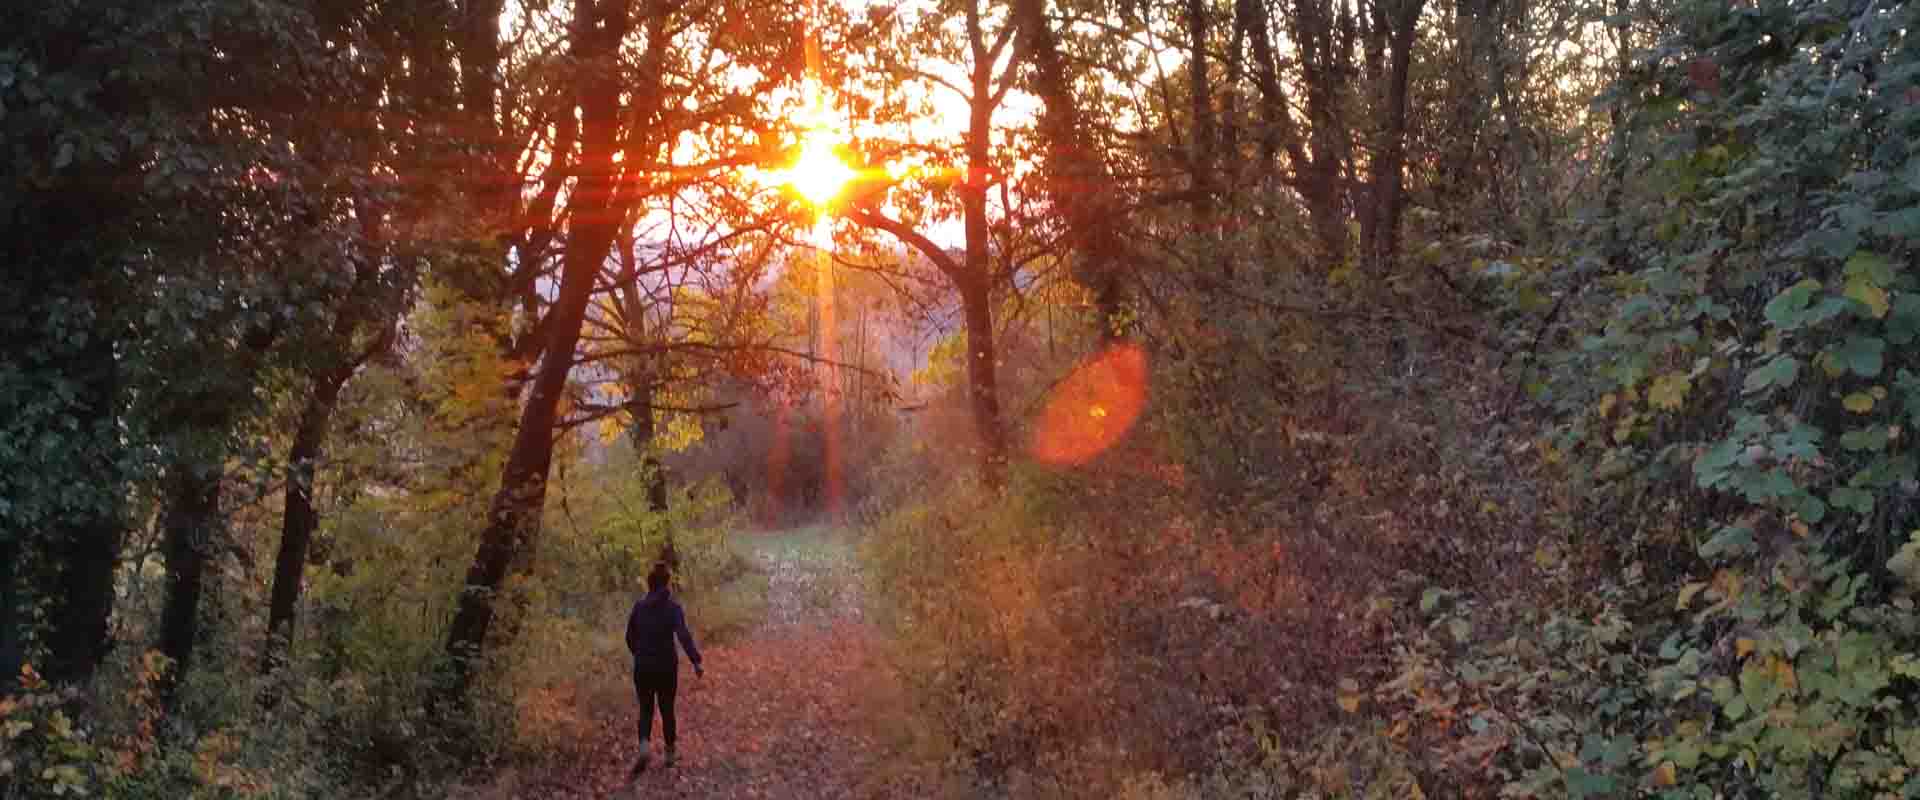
646, 561, 671, 592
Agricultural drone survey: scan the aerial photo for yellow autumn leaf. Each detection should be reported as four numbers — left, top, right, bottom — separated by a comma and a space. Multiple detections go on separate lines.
1844, 392, 1876, 413
1770, 655, 1799, 691
1677, 580, 1709, 610
1736, 638, 1757, 658
1847, 279, 1890, 318
1649, 373, 1691, 410
1651, 760, 1679, 787
1712, 568, 1744, 601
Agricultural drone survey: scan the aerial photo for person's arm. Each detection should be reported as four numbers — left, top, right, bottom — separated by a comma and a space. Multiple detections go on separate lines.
624, 601, 643, 657
674, 605, 703, 673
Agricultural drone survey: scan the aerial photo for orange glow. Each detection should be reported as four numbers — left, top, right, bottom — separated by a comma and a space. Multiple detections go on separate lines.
1030, 344, 1149, 466
781, 131, 858, 207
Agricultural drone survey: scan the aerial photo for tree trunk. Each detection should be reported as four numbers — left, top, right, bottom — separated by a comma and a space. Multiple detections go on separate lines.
0, 536, 22, 692
958, 2, 1008, 487
441, 0, 631, 703
1013, 0, 1131, 340
39, 337, 124, 688
1292, 0, 1356, 271
1368, 0, 1424, 274
1186, 0, 1217, 214
158, 463, 222, 710
260, 372, 347, 681
618, 254, 659, 450
959, 277, 1007, 487
963, 57, 1007, 486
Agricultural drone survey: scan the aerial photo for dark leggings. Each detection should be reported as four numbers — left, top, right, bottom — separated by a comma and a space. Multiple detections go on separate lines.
634, 667, 679, 749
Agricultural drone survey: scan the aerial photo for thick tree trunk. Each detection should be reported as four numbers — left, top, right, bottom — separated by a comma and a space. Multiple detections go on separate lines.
0, 536, 22, 692
1293, 0, 1355, 271
441, 0, 630, 702
261, 372, 347, 680
958, 2, 1008, 487
40, 335, 124, 688
158, 463, 222, 710
959, 277, 1007, 487
963, 80, 1007, 484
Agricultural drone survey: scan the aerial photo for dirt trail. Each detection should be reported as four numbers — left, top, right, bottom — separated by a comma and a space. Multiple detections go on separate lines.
564, 527, 922, 800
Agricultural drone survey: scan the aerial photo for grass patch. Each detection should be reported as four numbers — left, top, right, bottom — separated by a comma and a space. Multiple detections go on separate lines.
688, 568, 770, 645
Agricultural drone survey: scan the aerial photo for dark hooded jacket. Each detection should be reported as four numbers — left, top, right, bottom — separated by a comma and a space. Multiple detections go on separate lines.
625, 588, 702, 673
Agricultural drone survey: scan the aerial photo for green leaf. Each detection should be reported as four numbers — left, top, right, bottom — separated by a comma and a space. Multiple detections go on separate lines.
1695, 439, 1743, 488
1806, 229, 1860, 260
1701, 525, 1757, 558
1843, 250, 1894, 283
1744, 356, 1800, 394
1798, 493, 1829, 523
1834, 336, 1885, 377
1879, 207, 1920, 239
1840, 427, 1888, 452
1830, 487, 1875, 514
1889, 295, 1920, 345
1764, 279, 1822, 328
1843, 392, 1876, 413
1565, 768, 1619, 800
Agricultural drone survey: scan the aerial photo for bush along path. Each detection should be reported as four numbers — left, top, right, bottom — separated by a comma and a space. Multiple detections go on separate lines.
572, 526, 922, 800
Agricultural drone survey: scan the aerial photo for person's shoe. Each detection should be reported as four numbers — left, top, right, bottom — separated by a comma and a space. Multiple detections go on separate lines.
629, 752, 650, 779
663, 747, 677, 768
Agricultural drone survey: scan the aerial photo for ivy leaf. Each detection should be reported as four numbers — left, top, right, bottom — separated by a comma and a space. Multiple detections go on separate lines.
1880, 206, 1920, 239
1565, 768, 1619, 800
1701, 525, 1757, 558
1764, 279, 1822, 329
1744, 356, 1800, 394
1830, 487, 1875, 514
1695, 439, 1743, 488
1798, 493, 1828, 524
1834, 336, 1885, 377
1843, 392, 1876, 413
1845, 278, 1890, 318
1843, 250, 1894, 283
1888, 295, 1920, 345
1805, 229, 1860, 260
1840, 427, 1888, 452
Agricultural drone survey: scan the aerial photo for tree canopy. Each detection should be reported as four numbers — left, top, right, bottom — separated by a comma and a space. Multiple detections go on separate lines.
5, 0, 1920, 796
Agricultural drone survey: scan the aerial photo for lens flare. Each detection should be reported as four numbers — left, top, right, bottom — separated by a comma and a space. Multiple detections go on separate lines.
1030, 344, 1149, 466
783, 132, 857, 207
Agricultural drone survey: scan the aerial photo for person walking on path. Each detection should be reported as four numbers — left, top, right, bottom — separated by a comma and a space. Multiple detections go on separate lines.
626, 561, 703, 776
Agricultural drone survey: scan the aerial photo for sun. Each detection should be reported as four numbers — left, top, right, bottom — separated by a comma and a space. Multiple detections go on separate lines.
781, 130, 858, 207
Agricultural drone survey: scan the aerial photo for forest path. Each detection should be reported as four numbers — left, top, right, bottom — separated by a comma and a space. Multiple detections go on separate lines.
567, 525, 921, 800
